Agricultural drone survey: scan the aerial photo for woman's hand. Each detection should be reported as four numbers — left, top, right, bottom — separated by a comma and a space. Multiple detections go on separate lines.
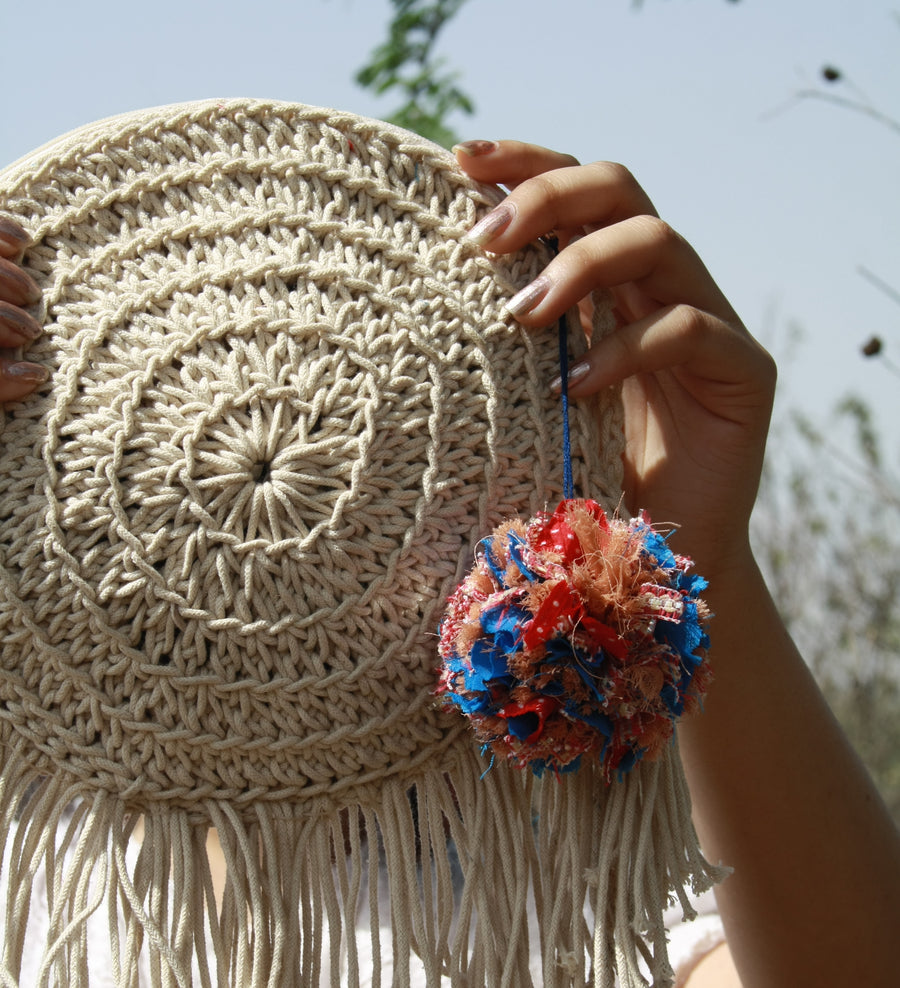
453, 143, 900, 988
0, 217, 47, 403
454, 141, 776, 579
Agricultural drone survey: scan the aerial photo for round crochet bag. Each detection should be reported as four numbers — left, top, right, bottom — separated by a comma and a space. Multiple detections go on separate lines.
0, 99, 723, 987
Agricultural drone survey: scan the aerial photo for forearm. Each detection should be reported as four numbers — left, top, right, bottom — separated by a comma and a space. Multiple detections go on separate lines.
679, 549, 900, 988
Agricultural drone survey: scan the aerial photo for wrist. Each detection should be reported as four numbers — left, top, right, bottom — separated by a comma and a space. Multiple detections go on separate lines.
665, 521, 756, 593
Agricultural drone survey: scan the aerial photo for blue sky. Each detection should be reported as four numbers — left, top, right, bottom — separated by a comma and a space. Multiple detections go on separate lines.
3, 0, 898, 452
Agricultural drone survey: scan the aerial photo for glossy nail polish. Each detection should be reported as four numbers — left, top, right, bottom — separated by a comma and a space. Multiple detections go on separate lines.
504, 276, 550, 317
464, 202, 515, 247
0, 218, 31, 258
3, 360, 48, 384
0, 257, 41, 306
452, 140, 499, 157
550, 361, 590, 393
0, 301, 42, 341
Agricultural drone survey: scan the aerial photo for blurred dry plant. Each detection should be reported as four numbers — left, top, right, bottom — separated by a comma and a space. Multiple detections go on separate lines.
753, 395, 900, 820
752, 30, 900, 819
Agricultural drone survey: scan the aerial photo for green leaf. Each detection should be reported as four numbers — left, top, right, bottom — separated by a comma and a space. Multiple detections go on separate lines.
354, 0, 475, 146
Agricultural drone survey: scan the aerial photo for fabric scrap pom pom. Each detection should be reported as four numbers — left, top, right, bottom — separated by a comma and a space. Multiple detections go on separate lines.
437, 500, 712, 779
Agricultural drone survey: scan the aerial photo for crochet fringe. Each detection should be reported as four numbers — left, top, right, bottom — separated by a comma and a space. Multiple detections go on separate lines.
0, 738, 725, 988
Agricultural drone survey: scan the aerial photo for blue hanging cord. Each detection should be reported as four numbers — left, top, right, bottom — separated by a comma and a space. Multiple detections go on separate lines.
542, 235, 575, 501
558, 314, 574, 501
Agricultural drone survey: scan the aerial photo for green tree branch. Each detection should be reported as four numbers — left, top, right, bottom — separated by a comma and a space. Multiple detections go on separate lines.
355, 0, 474, 147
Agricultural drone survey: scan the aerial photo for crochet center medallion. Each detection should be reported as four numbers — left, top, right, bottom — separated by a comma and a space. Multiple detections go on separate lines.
0, 100, 612, 814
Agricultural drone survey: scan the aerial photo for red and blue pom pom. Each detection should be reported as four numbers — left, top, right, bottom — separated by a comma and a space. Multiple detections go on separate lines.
437, 500, 712, 779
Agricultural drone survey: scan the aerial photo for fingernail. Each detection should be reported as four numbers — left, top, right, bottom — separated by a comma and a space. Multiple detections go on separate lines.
504, 275, 551, 317
0, 218, 31, 258
3, 360, 48, 384
550, 360, 590, 393
0, 301, 42, 341
0, 257, 41, 306
464, 202, 515, 246
452, 140, 499, 157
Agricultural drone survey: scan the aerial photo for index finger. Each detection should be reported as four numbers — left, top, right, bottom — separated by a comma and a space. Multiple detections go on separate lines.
453, 140, 580, 189
464, 159, 659, 254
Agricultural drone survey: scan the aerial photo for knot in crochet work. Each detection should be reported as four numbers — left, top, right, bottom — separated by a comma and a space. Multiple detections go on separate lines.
0, 100, 615, 816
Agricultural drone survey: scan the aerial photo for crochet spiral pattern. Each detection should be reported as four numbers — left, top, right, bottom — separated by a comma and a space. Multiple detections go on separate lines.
0, 100, 723, 988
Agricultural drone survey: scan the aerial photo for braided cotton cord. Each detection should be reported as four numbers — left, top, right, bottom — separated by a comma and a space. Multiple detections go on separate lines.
1, 100, 618, 813
0, 100, 722, 988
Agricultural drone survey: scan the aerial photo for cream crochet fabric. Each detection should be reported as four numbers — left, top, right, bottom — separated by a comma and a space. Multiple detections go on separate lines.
0, 99, 724, 987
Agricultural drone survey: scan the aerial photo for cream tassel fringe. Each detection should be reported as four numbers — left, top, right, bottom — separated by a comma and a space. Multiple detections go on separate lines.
1, 737, 726, 987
